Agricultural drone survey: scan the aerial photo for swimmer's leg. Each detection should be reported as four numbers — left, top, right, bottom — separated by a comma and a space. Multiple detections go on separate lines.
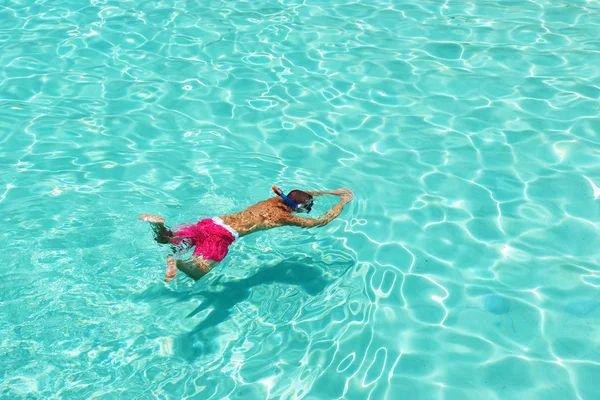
169, 255, 219, 281
138, 214, 174, 244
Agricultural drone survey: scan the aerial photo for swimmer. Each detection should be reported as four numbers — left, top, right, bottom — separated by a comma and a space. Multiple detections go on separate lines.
139, 187, 353, 282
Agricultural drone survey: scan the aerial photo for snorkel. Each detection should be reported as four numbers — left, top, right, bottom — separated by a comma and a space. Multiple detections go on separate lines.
272, 186, 310, 213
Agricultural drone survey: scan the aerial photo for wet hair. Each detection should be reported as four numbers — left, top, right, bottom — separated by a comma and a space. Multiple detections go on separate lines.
287, 190, 313, 208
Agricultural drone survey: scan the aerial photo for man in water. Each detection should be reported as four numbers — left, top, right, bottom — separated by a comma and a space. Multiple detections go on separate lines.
139, 187, 353, 282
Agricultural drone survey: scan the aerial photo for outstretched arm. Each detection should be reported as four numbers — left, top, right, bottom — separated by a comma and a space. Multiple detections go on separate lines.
306, 190, 335, 196
285, 188, 353, 228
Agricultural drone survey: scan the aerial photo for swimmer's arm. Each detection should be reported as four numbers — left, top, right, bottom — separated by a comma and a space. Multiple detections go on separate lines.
317, 188, 353, 225
284, 215, 324, 228
306, 188, 353, 197
306, 191, 333, 196
285, 191, 353, 228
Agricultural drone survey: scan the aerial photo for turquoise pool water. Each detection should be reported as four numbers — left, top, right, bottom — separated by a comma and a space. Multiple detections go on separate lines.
1, 0, 599, 398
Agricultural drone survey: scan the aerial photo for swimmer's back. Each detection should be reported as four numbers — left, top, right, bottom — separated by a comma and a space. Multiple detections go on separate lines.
220, 197, 295, 236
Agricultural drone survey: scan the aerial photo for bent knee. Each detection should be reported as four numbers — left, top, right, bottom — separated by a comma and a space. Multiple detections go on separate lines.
175, 257, 218, 280
193, 258, 218, 274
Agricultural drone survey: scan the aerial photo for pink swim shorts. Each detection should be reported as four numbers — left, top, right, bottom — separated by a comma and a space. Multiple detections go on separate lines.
171, 217, 238, 262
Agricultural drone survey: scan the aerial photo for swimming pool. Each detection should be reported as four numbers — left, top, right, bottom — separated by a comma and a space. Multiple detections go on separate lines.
1, 0, 599, 398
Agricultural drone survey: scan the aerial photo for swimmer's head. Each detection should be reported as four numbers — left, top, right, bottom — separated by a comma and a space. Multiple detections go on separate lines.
287, 190, 314, 213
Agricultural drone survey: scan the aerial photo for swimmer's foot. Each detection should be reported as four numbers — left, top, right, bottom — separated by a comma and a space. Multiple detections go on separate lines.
138, 214, 165, 224
139, 214, 173, 244
164, 256, 178, 282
